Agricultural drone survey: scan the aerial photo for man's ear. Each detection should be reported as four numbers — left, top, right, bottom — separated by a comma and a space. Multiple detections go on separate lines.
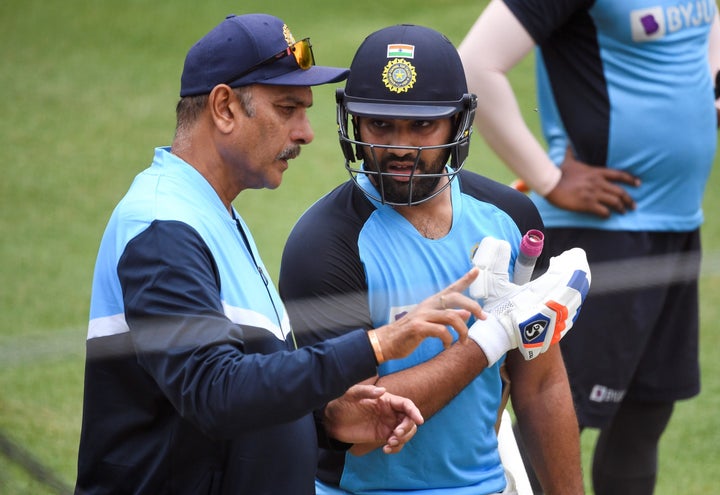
208, 84, 237, 134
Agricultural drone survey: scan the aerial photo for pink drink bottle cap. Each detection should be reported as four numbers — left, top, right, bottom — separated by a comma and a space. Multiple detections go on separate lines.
520, 229, 544, 257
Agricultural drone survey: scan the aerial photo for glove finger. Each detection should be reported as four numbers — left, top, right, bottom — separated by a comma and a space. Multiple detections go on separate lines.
547, 248, 591, 285
540, 270, 590, 351
469, 237, 512, 300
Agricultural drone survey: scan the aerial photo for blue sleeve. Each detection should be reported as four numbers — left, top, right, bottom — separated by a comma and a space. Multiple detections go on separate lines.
118, 220, 377, 437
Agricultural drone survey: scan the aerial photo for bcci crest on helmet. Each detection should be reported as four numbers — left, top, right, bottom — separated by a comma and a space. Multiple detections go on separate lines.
383, 58, 417, 93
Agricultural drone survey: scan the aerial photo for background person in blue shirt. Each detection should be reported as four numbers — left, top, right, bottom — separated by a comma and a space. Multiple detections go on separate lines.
459, 1, 720, 493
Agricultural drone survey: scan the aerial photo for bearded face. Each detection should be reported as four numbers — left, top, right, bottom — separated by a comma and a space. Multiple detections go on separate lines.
355, 117, 454, 205
360, 146, 452, 205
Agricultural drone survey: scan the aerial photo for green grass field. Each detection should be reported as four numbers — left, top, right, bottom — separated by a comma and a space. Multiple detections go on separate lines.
1, 0, 718, 493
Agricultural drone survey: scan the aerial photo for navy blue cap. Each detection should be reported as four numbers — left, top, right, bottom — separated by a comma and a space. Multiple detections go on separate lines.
180, 14, 349, 97
343, 24, 468, 119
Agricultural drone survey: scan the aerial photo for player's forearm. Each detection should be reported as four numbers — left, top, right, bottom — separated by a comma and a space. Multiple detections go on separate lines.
709, 13, 720, 126
459, 0, 561, 196
374, 340, 487, 419
514, 381, 584, 494
472, 73, 561, 196
708, 13, 720, 80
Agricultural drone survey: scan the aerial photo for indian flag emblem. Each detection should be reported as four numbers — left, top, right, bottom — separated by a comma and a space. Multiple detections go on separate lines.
386, 44, 415, 58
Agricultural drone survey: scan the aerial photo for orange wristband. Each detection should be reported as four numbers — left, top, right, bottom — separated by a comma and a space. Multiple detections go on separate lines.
367, 330, 385, 365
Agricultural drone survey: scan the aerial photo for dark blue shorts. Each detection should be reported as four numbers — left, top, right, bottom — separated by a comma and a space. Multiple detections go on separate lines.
541, 228, 701, 428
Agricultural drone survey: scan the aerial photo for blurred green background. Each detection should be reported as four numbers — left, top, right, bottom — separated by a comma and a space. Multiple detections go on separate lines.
1, 0, 718, 493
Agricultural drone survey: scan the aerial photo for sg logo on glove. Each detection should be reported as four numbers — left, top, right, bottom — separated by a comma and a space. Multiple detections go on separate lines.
521, 317, 548, 343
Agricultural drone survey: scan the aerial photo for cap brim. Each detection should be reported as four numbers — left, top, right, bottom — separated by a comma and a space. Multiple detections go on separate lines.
260, 66, 349, 86
345, 101, 459, 119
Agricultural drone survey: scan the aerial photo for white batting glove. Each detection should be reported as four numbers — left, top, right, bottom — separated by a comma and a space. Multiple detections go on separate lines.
468, 237, 591, 366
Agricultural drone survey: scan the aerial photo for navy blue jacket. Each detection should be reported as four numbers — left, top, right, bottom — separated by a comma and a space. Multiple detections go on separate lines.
75, 148, 377, 494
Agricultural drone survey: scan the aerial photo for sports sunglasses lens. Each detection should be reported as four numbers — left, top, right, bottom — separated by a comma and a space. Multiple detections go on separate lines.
292, 38, 315, 70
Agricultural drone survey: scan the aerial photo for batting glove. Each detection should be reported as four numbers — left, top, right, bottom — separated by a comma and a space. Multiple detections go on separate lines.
468, 237, 591, 366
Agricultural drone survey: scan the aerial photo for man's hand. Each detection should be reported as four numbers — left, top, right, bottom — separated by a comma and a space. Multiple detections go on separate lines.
545, 147, 639, 218
372, 268, 484, 362
469, 237, 591, 365
323, 383, 423, 455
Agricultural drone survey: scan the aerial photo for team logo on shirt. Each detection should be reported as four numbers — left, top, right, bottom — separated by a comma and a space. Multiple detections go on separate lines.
390, 302, 414, 323
630, 1, 716, 42
630, 7, 666, 41
382, 58, 417, 93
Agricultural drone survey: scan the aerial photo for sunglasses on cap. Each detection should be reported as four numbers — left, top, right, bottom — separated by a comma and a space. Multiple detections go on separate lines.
224, 38, 315, 84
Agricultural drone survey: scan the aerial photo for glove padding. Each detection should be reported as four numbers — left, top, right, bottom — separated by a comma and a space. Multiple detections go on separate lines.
468, 237, 591, 366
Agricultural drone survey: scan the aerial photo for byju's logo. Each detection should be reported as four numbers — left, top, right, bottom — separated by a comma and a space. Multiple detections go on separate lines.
631, 2, 716, 42
631, 7, 665, 42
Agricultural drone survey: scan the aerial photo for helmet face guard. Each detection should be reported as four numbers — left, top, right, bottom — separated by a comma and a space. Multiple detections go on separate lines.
336, 89, 477, 206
